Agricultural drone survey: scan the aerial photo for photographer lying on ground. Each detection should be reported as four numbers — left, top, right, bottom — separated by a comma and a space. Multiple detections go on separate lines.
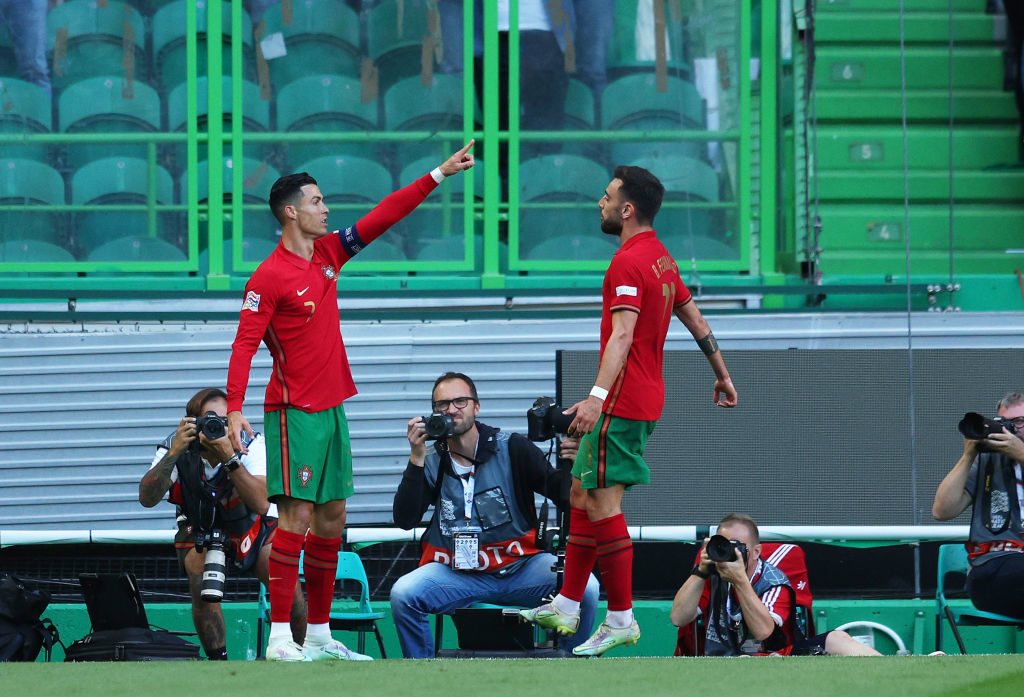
933, 392, 1024, 619
139, 387, 306, 660
390, 371, 599, 658
670, 513, 879, 656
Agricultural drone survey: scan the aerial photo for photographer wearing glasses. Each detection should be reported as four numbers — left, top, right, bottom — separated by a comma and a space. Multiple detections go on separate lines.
933, 392, 1024, 619
390, 372, 600, 658
670, 514, 878, 657
139, 388, 306, 660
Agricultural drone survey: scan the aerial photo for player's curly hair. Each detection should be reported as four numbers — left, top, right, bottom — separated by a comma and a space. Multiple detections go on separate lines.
269, 172, 319, 224
613, 165, 664, 225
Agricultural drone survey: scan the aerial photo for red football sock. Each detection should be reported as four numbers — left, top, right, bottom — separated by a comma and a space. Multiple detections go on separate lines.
268, 528, 304, 623
303, 533, 341, 625
594, 513, 633, 611
559, 507, 597, 602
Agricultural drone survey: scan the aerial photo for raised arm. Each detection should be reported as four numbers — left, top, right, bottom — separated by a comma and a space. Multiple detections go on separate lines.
673, 299, 737, 407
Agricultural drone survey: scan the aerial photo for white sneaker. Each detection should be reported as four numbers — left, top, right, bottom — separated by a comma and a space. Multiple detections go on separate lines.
266, 638, 311, 662
572, 620, 641, 657
302, 638, 373, 661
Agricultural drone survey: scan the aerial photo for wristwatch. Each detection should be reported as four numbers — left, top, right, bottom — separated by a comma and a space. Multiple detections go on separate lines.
224, 453, 242, 473
690, 565, 711, 580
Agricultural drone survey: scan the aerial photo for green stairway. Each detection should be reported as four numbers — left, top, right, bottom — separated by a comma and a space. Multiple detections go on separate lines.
810, 0, 1024, 280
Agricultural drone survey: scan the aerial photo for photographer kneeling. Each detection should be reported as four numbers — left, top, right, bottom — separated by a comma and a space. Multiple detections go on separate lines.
670, 513, 879, 657
139, 388, 306, 660
390, 372, 599, 658
933, 392, 1024, 619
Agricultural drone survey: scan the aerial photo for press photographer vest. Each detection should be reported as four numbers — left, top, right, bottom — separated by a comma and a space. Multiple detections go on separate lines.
418, 429, 541, 572
160, 432, 268, 571
967, 452, 1024, 563
703, 558, 794, 657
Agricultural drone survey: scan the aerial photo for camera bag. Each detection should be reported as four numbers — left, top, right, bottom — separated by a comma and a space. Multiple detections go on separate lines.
0, 573, 60, 662
64, 627, 200, 662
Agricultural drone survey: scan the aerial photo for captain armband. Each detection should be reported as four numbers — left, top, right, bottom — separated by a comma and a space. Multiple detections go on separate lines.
697, 331, 720, 357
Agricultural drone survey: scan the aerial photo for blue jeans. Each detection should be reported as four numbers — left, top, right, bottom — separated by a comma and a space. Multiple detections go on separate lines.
390, 552, 600, 658
0, 0, 49, 94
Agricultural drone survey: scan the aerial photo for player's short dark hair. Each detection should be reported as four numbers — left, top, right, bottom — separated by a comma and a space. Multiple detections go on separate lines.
269, 172, 318, 224
613, 165, 664, 225
718, 513, 760, 544
186, 388, 228, 418
432, 372, 478, 401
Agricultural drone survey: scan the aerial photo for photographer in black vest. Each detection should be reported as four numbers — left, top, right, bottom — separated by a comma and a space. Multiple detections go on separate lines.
390, 372, 599, 658
139, 387, 306, 660
934, 391, 1024, 619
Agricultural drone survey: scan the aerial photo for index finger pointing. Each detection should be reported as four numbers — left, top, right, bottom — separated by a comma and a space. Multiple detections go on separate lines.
456, 139, 475, 157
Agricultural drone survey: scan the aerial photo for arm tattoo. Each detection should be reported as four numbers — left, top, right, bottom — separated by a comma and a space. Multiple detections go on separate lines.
139, 453, 178, 506
697, 331, 720, 357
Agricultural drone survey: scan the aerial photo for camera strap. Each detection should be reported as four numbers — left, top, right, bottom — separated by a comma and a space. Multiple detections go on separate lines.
981, 458, 1021, 535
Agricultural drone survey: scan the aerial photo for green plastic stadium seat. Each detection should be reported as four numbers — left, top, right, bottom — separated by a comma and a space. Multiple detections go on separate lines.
153, 0, 254, 89
71, 157, 176, 253
185, 157, 281, 243
632, 154, 719, 202
524, 231, 619, 263
602, 74, 705, 164
659, 230, 738, 262
519, 154, 609, 202
85, 234, 187, 265
414, 236, 504, 273
606, 0, 692, 80
261, 0, 361, 88
46, 0, 148, 90
0, 78, 52, 162
295, 155, 393, 204
348, 238, 407, 263
198, 237, 278, 275
58, 76, 161, 168
277, 74, 379, 166
384, 74, 469, 131
168, 76, 271, 132
0, 239, 77, 266
0, 158, 66, 246
368, 0, 434, 92
393, 156, 482, 252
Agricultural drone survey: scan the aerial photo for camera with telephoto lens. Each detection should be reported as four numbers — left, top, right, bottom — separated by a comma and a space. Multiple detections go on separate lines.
706, 534, 749, 566
190, 411, 229, 452
194, 529, 228, 603
527, 397, 576, 442
421, 412, 456, 440
958, 412, 1017, 451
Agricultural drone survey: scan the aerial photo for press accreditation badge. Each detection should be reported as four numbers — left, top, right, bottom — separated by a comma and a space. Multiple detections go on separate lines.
453, 531, 481, 570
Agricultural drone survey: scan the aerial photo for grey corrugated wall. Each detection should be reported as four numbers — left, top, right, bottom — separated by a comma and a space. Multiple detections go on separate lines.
1, 312, 1020, 530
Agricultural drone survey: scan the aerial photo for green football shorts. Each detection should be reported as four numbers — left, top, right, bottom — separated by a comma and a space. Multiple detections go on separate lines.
264, 404, 354, 503
572, 413, 657, 489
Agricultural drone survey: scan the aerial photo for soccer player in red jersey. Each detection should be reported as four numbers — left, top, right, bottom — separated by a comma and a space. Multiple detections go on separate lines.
226, 142, 475, 661
522, 165, 739, 655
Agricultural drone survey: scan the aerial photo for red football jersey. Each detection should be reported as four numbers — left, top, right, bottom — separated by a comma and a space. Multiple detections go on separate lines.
600, 230, 691, 421
227, 174, 438, 413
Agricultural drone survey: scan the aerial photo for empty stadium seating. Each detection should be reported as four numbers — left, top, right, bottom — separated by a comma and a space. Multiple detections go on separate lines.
260, 0, 360, 88
46, 0, 148, 90
0, 158, 66, 247
277, 74, 379, 166
368, 0, 435, 92
0, 78, 51, 162
58, 76, 161, 168
153, 0, 254, 90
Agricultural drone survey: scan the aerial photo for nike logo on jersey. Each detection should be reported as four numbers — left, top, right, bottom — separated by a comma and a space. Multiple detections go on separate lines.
297, 287, 310, 296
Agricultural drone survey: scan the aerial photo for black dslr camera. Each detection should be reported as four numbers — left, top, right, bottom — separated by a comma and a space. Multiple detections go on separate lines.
421, 412, 456, 440
958, 412, 1017, 449
527, 397, 576, 442
706, 534, 749, 566
191, 411, 229, 452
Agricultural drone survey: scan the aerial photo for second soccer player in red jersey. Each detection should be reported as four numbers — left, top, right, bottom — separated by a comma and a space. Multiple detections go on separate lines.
521, 165, 738, 656
226, 141, 475, 661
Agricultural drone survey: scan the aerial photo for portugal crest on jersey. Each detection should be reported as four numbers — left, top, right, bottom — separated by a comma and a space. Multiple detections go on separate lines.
321, 264, 337, 281
297, 465, 314, 487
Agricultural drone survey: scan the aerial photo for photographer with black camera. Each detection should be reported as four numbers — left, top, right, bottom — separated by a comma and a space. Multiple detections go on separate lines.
933, 392, 1024, 619
389, 372, 599, 658
670, 514, 878, 657
139, 388, 306, 660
